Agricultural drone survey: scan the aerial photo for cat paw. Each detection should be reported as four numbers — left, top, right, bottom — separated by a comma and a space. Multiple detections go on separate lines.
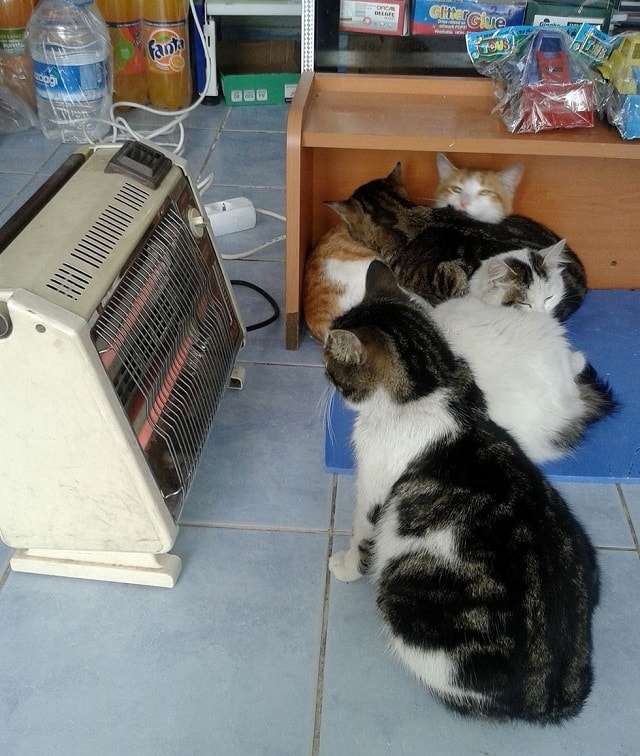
329, 549, 363, 582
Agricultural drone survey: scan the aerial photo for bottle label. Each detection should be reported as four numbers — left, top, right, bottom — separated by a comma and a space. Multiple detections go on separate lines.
33, 59, 108, 103
107, 20, 145, 75
0, 28, 28, 57
144, 19, 188, 74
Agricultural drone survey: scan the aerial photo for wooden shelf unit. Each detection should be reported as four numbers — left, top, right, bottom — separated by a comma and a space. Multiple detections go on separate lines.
285, 72, 640, 349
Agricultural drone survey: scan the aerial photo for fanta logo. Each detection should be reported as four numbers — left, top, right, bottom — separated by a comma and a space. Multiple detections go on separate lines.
147, 29, 185, 67
34, 70, 58, 88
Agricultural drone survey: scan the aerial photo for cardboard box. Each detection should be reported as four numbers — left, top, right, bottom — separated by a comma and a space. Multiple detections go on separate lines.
524, 1, 613, 32
411, 1, 526, 36
217, 40, 300, 106
339, 1, 409, 36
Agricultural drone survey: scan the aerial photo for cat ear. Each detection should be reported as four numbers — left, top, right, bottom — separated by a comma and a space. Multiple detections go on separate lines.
325, 200, 352, 225
436, 153, 455, 180
325, 329, 367, 365
386, 162, 410, 199
498, 162, 524, 195
485, 257, 512, 285
542, 239, 567, 265
364, 260, 403, 302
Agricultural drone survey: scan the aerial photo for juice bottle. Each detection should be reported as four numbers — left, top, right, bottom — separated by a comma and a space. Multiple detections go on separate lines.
96, 0, 148, 106
142, 0, 191, 111
0, 0, 36, 110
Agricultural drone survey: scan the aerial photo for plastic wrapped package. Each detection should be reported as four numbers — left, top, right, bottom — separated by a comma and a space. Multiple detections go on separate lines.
0, 0, 37, 132
599, 32, 640, 139
466, 25, 610, 134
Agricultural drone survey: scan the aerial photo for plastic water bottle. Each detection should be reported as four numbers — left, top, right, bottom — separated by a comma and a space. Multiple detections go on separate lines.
27, 0, 112, 142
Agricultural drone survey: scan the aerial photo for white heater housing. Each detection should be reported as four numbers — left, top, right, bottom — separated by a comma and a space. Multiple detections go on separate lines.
0, 141, 245, 587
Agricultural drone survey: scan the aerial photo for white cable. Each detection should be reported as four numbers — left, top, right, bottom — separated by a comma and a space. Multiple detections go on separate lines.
220, 208, 286, 260
93, 0, 212, 154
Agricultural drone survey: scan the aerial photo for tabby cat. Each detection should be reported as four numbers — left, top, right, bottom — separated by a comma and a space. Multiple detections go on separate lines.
324, 260, 599, 724
433, 152, 524, 223
304, 156, 525, 342
326, 162, 586, 319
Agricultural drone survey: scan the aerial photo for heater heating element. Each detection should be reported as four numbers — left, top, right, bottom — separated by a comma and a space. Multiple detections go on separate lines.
0, 141, 245, 587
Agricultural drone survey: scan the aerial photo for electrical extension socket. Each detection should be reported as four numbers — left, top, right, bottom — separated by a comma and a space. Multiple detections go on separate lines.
205, 197, 256, 236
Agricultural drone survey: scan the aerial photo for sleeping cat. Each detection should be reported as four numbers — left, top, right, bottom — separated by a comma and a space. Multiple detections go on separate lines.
433, 152, 524, 223
326, 162, 586, 319
302, 225, 376, 343
468, 240, 581, 320
324, 260, 599, 724
304, 156, 524, 342
428, 290, 614, 462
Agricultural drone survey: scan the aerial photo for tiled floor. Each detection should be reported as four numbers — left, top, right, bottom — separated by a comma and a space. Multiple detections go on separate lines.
1, 102, 640, 756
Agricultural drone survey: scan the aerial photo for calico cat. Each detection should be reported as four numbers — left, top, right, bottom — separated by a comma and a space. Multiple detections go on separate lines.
324, 260, 599, 724
468, 240, 581, 320
302, 224, 377, 343
303, 156, 523, 342
433, 152, 524, 223
326, 162, 586, 319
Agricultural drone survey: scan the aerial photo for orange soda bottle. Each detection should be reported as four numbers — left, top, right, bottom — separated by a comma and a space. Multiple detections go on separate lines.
95, 0, 148, 106
142, 0, 191, 111
0, 0, 36, 110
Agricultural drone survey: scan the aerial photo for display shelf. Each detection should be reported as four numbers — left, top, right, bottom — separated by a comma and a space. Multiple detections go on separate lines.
285, 72, 640, 348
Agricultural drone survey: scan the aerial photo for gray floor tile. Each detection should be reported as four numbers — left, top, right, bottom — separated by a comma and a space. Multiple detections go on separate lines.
620, 484, 640, 543
222, 259, 324, 366
181, 362, 331, 530
555, 482, 635, 549
224, 104, 289, 132
205, 130, 286, 188
0, 527, 327, 756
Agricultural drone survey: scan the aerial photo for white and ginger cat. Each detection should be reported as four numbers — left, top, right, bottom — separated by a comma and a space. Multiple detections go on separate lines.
303, 154, 523, 342
433, 152, 524, 223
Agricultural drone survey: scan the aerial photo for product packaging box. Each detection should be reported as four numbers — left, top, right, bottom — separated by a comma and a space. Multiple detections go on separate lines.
411, 1, 526, 36
217, 40, 300, 106
524, 1, 613, 32
339, 0, 410, 36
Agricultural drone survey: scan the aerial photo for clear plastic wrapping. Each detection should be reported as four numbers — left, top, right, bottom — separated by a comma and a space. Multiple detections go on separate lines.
467, 25, 611, 134
599, 32, 640, 140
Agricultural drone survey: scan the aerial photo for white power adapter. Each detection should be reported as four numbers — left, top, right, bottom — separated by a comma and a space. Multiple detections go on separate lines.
205, 197, 257, 237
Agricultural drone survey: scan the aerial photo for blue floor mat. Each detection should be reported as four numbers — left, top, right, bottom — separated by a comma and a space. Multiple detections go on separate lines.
325, 290, 640, 483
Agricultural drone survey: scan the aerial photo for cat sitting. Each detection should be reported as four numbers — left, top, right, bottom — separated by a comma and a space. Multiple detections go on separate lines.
433, 152, 524, 223
326, 162, 586, 319
324, 260, 600, 724
303, 156, 525, 343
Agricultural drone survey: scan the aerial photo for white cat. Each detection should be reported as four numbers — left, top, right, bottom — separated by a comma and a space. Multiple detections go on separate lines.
468, 240, 571, 316
427, 292, 612, 463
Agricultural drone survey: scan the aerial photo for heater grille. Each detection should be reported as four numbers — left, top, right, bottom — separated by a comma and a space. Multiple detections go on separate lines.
92, 201, 241, 517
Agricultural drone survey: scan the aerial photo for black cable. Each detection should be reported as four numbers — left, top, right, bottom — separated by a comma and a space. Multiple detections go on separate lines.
230, 279, 280, 332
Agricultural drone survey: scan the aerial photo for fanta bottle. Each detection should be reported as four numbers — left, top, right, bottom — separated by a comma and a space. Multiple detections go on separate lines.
96, 0, 148, 106
142, 0, 191, 111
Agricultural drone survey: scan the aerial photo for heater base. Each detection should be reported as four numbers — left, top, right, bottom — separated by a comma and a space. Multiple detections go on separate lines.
10, 548, 182, 588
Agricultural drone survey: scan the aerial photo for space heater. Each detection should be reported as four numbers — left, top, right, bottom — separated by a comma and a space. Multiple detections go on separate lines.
0, 141, 245, 587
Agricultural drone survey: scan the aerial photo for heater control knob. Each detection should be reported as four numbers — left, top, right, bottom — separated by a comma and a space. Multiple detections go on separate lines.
187, 206, 206, 238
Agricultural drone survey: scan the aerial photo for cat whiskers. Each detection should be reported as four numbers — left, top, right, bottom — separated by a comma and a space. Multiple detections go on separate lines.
319, 384, 339, 449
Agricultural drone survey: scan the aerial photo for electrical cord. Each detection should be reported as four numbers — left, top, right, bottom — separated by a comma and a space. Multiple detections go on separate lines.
230, 280, 280, 332
220, 208, 287, 260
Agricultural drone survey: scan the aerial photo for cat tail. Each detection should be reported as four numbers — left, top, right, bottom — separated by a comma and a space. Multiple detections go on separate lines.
575, 361, 617, 424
